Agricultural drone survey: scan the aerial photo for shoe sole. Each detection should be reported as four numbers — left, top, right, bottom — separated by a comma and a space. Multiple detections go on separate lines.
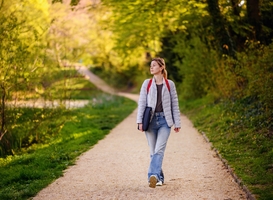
156, 182, 163, 186
149, 176, 157, 188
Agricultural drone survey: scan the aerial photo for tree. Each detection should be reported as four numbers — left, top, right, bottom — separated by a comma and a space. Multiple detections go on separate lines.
247, 0, 262, 41
101, 0, 217, 95
206, 0, 236, 57
0, 0, 50, 155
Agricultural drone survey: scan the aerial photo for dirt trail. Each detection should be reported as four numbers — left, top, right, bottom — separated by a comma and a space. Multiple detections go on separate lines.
33, 66, 247, 200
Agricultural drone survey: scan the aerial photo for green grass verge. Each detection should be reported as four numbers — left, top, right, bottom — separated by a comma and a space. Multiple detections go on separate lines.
42, 69, 101, 100
0, 95, 137, 200
180, 96, 273, 200
1, 69, 110, 156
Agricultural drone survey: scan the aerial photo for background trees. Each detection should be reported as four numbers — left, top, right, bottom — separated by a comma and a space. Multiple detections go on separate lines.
0, 0, 50, 155
1, 0, 272, 159
99, 0, 272, 136
0, 0, 101, 155
0, 0, 272, 197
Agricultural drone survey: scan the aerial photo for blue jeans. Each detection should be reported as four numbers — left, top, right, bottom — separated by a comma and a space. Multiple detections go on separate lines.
145, 112, 171, 183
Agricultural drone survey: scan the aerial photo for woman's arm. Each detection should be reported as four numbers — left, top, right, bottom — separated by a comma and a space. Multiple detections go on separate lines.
170, 80, 181, 129
136, 79, 149, 124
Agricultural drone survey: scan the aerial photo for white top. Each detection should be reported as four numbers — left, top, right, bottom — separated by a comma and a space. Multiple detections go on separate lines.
137, 78, 181, 128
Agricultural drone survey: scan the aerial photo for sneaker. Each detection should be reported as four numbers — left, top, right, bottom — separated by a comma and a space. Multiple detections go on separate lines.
149, 175, 157, 188
156, 181, 163, 186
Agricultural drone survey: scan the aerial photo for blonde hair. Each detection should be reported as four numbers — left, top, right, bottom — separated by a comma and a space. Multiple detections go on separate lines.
152, 57, 168, 79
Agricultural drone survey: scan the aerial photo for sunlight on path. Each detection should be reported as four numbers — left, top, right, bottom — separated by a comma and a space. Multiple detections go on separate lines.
33, 66, 247, 200
34, 109, 246, 200
76, 65, 140, 102
75, 65, 116, 95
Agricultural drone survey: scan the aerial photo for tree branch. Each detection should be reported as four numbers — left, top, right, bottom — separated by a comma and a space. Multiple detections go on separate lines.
0, 83, 7, 141
0, 0, 4, 11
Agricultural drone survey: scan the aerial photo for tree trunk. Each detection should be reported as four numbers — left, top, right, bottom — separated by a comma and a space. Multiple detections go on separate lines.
230, 0, 240, 16
247, 0, 262, 41
206, 0, 236, 58
0, 84, 6, 141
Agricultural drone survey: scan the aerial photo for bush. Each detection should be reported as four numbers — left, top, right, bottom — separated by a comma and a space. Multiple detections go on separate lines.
212, 41, 273, 135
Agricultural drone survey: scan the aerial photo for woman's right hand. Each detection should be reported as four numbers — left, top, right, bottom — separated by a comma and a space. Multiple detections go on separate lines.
138, 123, 143, 132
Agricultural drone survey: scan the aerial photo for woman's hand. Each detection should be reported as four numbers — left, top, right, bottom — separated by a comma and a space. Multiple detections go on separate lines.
174, 127, 181, 133
138, 123, 143, 132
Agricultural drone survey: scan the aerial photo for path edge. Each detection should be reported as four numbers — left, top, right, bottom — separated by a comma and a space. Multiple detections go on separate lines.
201, 131, 256, 200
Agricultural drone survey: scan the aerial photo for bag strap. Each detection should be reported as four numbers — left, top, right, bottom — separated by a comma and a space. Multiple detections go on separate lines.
147, 78, 170, 93
165, 78, 170, 92
147, 79, 153, 93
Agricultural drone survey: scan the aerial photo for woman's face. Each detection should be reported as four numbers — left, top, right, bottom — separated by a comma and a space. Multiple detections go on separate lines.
150, 61, 162, 75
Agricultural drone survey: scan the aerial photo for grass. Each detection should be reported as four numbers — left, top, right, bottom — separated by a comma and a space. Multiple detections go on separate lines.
0, 67, 137, 199
40, 68, 104, 100
0, 94, 137, 200
45, 73, 101, 100
180, 96, 273, 200
12, 68, 100, 100
2, 68, 107, 155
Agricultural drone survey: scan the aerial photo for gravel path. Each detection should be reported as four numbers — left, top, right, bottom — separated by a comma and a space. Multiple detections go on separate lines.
33, 66, 247, 200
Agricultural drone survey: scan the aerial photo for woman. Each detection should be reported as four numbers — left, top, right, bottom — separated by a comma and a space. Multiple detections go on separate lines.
137, 57, 181, 188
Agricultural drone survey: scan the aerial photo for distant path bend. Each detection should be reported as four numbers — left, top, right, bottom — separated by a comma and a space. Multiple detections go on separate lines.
76, 65, 116, 95
76, 65, 139, 102
34, 66, 247, 200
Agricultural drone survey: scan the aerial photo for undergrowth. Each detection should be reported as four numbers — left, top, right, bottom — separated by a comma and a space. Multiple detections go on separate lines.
0, 95, 137, 200
180, 96, 273, 200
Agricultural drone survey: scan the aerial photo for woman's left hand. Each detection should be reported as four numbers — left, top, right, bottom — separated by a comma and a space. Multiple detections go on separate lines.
138, 123, 144, 132
174, 127, 181, 133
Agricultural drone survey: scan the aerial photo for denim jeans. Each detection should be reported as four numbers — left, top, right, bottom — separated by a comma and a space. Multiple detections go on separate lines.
145, 112, 171, 183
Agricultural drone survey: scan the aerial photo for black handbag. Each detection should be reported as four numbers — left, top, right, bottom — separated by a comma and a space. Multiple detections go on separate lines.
142, 106, 152, 131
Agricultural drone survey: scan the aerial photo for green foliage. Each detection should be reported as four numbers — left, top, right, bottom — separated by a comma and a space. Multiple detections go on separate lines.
0, 68, 104, 157
172, 36, 218, 99
206, 0, 237, 57
70, 0, 80, 7
0, 0, 51, 155
212, 41, 273, 134
52, 0, 62, 3
0, 0, 106, 156
239, 42, 273, 112
0, 95, 136, 200
98, 0, 211, 90
0, 0, 49, 92
102, 0, 207, 54
47, 2, 95, 65
0, 0, 272, 197
98, 0, 273, 101
40, 69, 101, 100
90, 64, 141, 90
180, 97, 273, 200
3, 107, 67, 155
